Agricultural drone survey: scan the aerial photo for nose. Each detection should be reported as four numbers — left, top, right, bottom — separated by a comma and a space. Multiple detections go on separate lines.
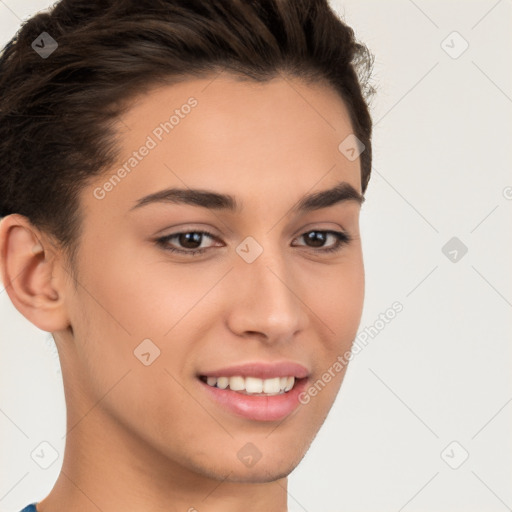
225, 242, 308, 344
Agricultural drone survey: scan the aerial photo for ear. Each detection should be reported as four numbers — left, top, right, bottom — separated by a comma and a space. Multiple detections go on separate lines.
0, 214, 71, 332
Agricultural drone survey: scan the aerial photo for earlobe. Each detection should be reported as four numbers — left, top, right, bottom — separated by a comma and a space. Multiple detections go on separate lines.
0, 214, 70, 332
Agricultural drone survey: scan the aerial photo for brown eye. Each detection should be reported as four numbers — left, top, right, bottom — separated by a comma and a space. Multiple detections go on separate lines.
155, 229, 351, 257
155, 230, 218, 255
294, 230, 351, 253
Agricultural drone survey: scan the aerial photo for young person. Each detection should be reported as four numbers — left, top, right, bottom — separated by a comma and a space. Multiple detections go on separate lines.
0, 1, 374, 510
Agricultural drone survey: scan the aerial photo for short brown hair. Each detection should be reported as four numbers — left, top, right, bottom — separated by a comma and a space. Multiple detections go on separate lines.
0, 0, 375, 272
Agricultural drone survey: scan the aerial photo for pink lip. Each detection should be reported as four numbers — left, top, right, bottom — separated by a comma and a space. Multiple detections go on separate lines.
198, 361, 310, 379
198, 375, 309, 422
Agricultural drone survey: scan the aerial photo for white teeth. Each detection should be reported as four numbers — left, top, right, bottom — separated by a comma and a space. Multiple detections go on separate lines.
229, 376, 245, 391
216, 376, 229, 389
284, 376, 294, 392
245, 377, 263, 393
263, 377, 281, 394
202, 375, 296, 395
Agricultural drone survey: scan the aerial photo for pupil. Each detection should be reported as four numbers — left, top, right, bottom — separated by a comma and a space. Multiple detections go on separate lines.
306, 231, 325, 247
180, 232, 202, 249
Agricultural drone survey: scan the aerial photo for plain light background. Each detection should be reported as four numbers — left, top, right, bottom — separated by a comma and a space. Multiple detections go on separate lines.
1, 1, 511, 511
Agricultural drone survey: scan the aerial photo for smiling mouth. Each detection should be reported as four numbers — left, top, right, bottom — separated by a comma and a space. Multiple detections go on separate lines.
198, 375, 304, 396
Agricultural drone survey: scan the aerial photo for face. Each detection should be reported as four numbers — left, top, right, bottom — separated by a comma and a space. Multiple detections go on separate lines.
56, 74, 365, 483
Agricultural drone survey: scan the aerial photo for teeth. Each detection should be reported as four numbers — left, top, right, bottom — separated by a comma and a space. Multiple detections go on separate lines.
245, 376, 263, 393
263, 377, 280, 394
202, 375, 296, 395
229, 376, 245, 391
217, 376, 229, 389
284, 376, 294, 392
206, 376, 217, 387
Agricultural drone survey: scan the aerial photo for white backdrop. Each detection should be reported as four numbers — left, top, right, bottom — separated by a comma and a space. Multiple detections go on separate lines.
1, 1, 511, 511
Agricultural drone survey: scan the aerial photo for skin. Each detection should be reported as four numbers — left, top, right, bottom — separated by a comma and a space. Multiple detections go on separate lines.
0, 74, 365, 512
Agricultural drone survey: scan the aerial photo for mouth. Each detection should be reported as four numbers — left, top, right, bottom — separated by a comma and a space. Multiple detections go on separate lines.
196, 374, 310, 422
198, 374, 304, 396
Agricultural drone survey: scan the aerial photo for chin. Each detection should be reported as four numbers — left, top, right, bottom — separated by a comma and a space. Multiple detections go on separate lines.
194, 442, 310, 484
222, 460, 300, 483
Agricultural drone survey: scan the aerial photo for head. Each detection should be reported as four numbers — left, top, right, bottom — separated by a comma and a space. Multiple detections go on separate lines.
0, 0, 374, 485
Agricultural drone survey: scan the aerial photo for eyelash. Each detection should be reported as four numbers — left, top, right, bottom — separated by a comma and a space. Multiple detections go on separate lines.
154, 229, 352, 256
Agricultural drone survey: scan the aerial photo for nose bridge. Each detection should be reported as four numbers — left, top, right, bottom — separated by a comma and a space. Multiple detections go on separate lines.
228, 234, 305, 339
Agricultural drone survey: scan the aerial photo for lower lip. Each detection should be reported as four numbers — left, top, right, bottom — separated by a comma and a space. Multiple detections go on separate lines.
198, 377, 309, 422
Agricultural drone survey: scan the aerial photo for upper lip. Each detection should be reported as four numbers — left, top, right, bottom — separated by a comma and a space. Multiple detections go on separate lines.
199, 361, 310, 380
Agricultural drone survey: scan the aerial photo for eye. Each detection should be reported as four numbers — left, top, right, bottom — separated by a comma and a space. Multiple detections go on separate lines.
155, 230, 219, 256
154, 229, 352, 256
292, 230, 352, 253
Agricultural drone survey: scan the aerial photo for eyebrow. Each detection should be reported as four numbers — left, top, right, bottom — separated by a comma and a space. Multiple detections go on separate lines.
129, 181, 364, 214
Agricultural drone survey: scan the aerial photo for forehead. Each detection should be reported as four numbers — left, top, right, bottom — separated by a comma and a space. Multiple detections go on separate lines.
83, 74, 362, 218
122, 73, 351, 118
116, 74, 356, 160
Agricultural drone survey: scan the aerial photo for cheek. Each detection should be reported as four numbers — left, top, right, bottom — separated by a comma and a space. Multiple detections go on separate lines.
78, 237, 216, 341
308, 253, 365, 337
295, 257, 364, 419
336, 264, 365, 339
67, 240, 229, 409
303, 254, 364, 397
64, 248, 205, 441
